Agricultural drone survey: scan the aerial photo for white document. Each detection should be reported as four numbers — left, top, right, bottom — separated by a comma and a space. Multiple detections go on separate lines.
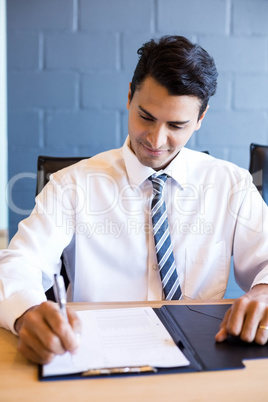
42, 307, 190, 377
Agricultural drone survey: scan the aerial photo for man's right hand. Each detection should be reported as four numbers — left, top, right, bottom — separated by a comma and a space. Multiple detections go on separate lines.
14, 301, 81, 364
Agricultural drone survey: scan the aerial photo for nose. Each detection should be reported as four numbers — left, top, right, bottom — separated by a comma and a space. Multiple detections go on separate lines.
146, 126, 168, 149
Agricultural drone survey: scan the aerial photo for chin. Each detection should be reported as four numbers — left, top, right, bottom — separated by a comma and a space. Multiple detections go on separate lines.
140, 159, 164, 171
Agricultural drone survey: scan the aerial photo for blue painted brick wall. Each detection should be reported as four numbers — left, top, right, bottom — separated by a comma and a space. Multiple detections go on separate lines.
7, 0, 268, 298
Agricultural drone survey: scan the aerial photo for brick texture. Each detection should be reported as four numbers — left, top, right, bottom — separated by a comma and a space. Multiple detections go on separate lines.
233, 0, 268, 35
45, 111, 118, 152
7, 32, 40, 69
200, 37, 267, 73
80, 0, 154, 32
6, 0, 268, 298
45, 33, 117, 70
9, 111, 40, 148
9, 71, 77, 109
157, 0, 227, 34
8, 0, 73, 30
82, 72, 131, 109
235, 76, 268, 109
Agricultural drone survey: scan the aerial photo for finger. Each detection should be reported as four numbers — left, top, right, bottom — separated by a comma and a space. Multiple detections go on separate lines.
17, 329, 56, 364
215, 308, 231, 342
15, 302, 80, 364
47, 307, 81, 353
18, 304, 66, 357
29, 303, 67, 353
67, 307, 82, 334
66, 308, 82, 352
215, 326, 229, 342
33, 303, 80, 353
256, 326, 268, 345
216, 299, 268, 344
224, 297, 249, 337
255, 308, 268, 345
240, 301, 266, 342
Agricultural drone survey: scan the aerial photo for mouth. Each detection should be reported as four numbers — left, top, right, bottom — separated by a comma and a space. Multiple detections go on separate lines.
141, 142, 168, 157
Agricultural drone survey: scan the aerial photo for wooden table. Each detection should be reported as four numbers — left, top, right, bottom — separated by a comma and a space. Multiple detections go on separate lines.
1, 300, 268, 402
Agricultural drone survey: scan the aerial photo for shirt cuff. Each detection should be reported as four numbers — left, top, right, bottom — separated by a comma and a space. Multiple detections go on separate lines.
0, 290, 46, 334
251, 268, 268, 289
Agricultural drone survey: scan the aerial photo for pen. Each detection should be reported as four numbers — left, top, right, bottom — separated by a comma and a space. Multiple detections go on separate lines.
53, 274, 68, 320
53, 274, 76, 363
81, 365, 158, 377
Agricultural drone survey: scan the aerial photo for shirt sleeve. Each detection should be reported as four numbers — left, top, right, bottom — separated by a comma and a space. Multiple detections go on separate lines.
0, 175, 75, 333
232, 171, 268, 291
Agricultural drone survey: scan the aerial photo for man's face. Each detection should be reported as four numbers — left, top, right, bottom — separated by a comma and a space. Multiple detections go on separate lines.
127, 76, 208, 171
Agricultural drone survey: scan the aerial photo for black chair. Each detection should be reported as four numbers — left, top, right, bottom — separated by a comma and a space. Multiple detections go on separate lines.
249, 143, 268, 204
36, 155, 88, 195
36, 155, 89, 300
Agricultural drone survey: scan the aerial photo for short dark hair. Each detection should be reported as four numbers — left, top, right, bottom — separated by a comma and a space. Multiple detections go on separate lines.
130, 35, 218, 120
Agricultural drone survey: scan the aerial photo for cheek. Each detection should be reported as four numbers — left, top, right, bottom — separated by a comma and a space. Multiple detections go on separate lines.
129, 116, 146, 136
169, 130, 193, 148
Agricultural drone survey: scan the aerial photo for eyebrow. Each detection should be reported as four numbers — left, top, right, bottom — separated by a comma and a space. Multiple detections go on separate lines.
138, 106, 190, 125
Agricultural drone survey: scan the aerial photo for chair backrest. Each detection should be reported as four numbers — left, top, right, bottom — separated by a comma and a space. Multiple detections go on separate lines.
249, 143, 268, 204
36, 155, 88, 195
36, 155, 89, 299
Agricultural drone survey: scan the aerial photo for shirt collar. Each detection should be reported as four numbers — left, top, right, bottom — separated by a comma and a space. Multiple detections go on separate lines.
122, 136, 187, 189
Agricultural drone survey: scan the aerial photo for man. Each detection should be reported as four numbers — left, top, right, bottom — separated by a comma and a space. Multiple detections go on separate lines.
1, 35, 268, 364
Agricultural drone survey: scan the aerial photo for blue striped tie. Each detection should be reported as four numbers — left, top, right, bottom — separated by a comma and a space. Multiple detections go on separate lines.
149, 174, 182, 300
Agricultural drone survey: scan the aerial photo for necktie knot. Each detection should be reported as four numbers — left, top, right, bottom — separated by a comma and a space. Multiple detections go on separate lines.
149, 173, 168, 196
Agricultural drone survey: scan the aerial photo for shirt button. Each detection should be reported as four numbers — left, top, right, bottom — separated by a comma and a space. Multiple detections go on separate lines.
152, 264, 158, 271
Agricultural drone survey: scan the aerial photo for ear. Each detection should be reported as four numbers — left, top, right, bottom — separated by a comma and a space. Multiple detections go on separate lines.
195, 105, 209, 131
126, 83, 132, 110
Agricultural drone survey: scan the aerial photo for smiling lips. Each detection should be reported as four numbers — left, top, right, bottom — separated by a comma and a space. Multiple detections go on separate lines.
141, 141, 169, 156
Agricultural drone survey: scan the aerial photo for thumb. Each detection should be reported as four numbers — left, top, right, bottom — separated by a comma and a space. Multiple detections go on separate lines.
67, 307, 82, 335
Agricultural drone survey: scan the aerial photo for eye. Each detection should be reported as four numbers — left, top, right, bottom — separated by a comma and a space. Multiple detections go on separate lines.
140, 114, 153, 122
169, 123, 184, 130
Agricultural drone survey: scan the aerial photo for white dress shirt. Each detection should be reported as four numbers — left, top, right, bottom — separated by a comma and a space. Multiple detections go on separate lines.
1, 136, 268, 333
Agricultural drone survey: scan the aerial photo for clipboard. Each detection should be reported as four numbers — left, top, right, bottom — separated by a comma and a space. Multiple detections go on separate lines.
39, 304, 268, 381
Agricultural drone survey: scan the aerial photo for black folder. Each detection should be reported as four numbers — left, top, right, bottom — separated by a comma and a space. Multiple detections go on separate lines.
155, 304, 268, 373
39, 304, 268, 381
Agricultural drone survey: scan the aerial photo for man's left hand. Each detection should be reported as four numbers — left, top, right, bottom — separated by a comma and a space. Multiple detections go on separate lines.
215, 284, 268, 345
